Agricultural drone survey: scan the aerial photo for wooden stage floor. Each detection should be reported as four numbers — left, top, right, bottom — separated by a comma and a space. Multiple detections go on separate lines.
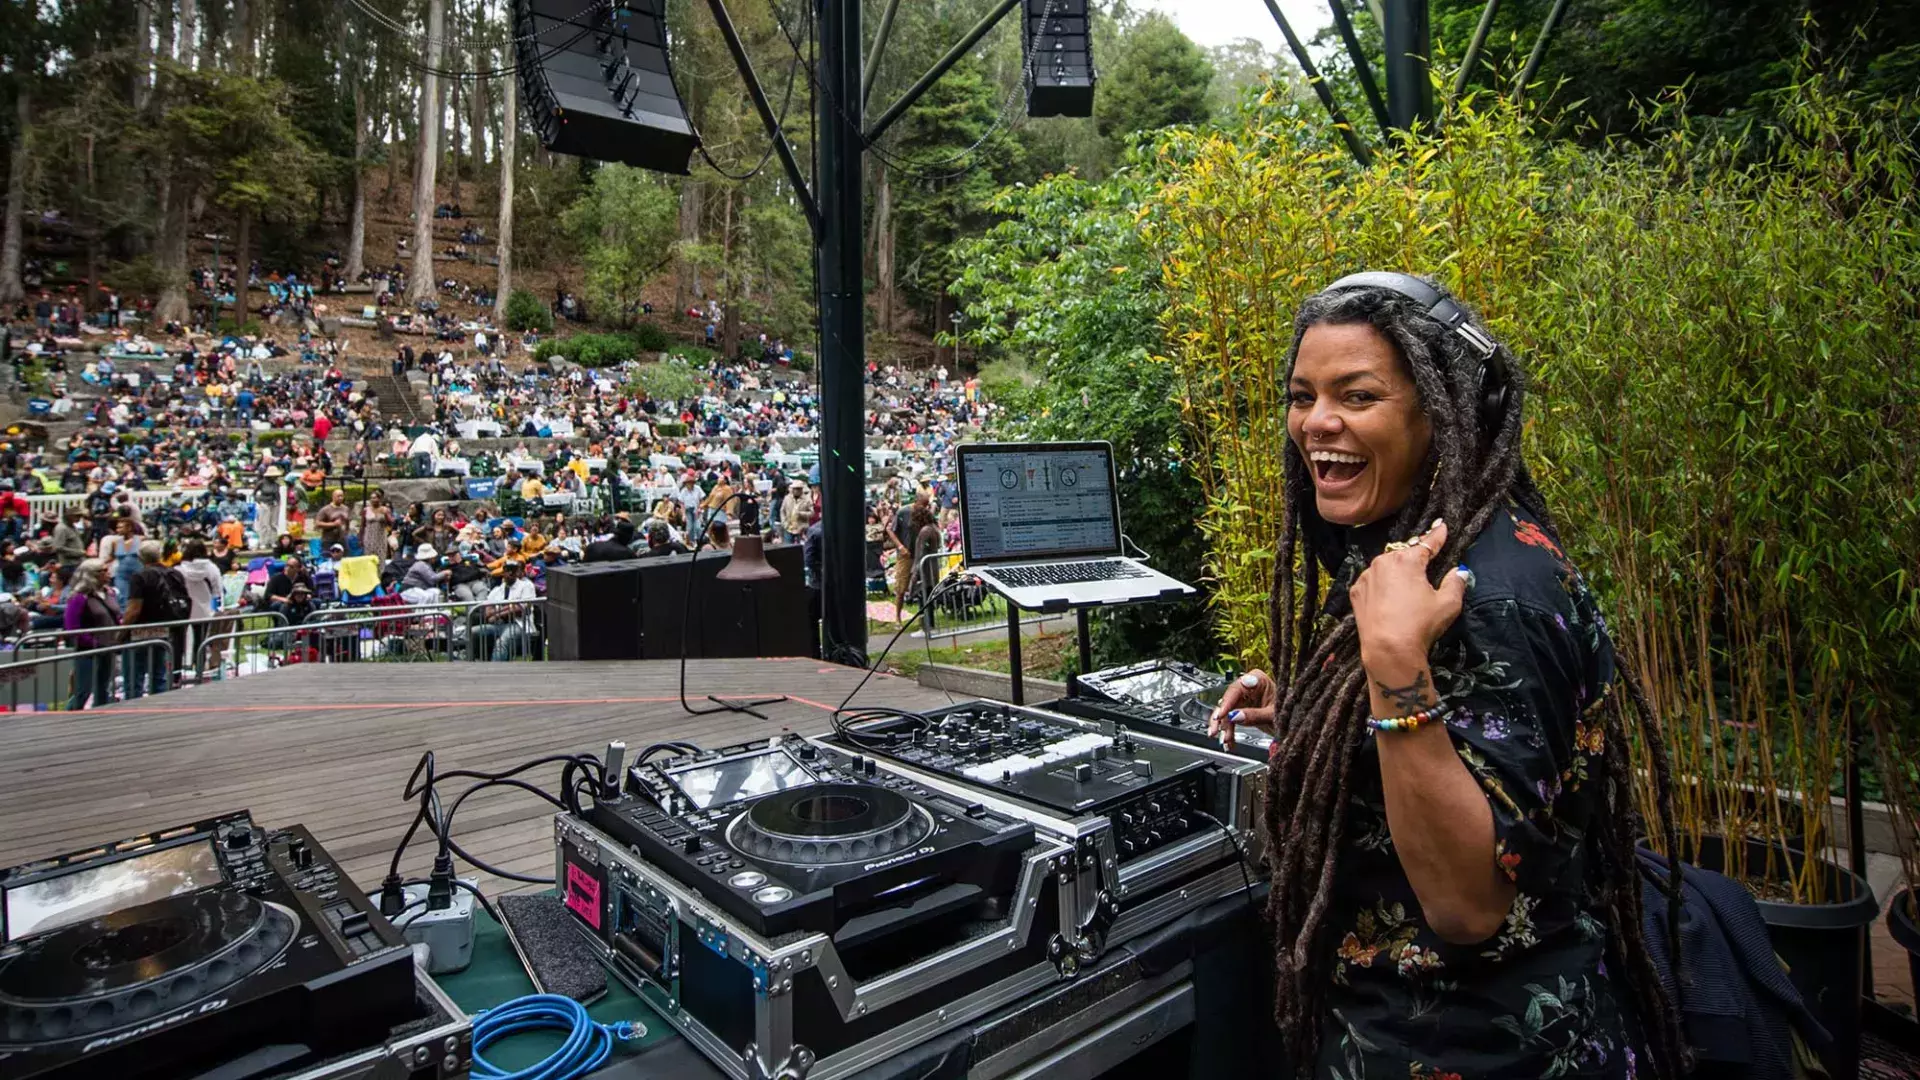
0, 660, 965, 897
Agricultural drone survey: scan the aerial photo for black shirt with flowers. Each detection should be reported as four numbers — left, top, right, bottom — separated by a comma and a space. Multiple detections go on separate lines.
1310, 504, 1632, 1080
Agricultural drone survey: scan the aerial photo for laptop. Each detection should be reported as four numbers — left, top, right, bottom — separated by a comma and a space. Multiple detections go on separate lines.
957, 441, 1195, 611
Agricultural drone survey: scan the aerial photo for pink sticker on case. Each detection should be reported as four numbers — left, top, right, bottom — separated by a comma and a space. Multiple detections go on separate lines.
565, 862, 602, 929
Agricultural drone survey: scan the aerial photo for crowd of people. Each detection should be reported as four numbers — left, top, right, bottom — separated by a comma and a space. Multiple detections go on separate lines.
0, 257, 997, 709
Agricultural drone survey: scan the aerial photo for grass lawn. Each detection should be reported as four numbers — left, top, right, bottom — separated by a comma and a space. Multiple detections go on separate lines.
876, 631, 1076, 682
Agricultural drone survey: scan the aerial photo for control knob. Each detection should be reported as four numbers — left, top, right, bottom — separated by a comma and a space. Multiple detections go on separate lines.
797, 743, 818, 761
226, 828, 253, 850
683, 834, 703, 854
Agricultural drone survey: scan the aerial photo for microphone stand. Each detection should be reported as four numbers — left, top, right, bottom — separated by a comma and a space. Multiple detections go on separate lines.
677, 491, 787, 719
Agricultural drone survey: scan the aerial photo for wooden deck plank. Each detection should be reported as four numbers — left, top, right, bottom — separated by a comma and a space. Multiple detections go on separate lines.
0, 661, 960, 904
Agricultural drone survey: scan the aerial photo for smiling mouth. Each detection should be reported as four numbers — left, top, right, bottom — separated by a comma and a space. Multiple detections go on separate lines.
1310, 453, 1369, 487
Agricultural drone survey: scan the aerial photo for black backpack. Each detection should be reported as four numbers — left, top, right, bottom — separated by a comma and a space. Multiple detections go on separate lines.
154, 567, 193, 623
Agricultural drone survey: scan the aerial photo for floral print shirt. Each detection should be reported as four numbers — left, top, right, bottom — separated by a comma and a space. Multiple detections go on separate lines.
1311, 505, 1631, 1080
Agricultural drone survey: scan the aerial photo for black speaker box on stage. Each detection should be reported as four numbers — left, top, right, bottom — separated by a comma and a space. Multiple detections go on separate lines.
1023, 0, 1095, 118
638, 543, 816, 660
545, 561, 644, 660
511, 0, 700, 173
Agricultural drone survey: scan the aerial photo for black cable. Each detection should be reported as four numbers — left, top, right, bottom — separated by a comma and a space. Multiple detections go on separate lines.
1194, 809, 1260, 920
834, 571, 963, 715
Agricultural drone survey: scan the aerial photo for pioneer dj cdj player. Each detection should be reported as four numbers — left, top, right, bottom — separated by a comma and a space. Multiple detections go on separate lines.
1046, 658, 1271, 760
563, 735, 1076, 1080
0, 811, 470, 1080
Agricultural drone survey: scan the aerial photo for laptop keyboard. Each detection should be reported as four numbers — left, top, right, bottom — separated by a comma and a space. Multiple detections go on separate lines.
991, 560, 1150, 587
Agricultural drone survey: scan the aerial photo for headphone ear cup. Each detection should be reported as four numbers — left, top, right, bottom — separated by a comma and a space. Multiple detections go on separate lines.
1477, 356, 1511, 434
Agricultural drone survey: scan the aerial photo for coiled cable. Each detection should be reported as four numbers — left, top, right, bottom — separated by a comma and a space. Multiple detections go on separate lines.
470, 994, 645, 1080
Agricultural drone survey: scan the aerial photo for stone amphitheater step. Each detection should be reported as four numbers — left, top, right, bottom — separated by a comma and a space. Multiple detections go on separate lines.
363, 374, 421, 426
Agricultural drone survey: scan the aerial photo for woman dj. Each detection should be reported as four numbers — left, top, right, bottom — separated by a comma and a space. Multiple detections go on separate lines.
1208, 274, 1685, 1079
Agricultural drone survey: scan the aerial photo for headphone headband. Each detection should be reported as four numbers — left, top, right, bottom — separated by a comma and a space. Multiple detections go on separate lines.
1321, 271, 1497, 359
1319, 271, 1509, 433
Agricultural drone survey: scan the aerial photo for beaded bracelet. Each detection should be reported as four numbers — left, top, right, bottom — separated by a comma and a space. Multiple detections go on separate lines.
1367, 705, 1447, 733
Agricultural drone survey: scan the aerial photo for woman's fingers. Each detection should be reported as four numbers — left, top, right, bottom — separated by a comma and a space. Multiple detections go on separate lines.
1207, 670, 1267, 736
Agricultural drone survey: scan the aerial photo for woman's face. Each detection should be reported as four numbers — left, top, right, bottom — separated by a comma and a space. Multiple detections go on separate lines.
1285, 323, 1433, 527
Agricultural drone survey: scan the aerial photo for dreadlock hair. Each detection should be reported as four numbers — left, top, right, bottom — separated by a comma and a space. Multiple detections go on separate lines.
1261, 280, 1689, 1078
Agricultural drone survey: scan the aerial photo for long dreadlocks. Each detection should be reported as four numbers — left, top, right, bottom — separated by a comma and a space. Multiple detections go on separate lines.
1260, 282, 1689, 1078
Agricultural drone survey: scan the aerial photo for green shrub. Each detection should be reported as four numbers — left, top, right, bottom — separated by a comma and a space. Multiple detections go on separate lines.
503, 289, 553, 333
631, 322, 670, 352
532, 332, 639, 369
215, 317, 266, 338
625, 358, 704, 402
667, 343, 714, 365
787, 350, 814, 373
653, 421, 689, 438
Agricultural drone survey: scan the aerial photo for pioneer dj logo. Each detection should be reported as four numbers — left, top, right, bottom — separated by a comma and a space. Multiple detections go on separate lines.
82, 997, 228, 1054
863, 845, 936, 872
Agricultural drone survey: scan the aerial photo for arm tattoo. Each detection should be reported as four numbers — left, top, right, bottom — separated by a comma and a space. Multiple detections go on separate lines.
1374, 670, 1436, 715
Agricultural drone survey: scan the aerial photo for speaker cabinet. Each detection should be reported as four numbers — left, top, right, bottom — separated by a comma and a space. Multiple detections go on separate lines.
1023, 0, 1095, 117
637, 543, 815, 660
511, 0, 700, 173
545, 561, 644, 660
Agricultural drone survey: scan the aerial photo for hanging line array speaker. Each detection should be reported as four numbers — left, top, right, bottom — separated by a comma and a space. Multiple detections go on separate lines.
1022, 0, 1095, 118
511, 0, 700, 173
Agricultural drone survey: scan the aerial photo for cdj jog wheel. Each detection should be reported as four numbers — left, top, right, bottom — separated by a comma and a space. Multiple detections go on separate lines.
728, 783, 934, 867
0, 889, 296, 1047
1179, 683, 1230, 728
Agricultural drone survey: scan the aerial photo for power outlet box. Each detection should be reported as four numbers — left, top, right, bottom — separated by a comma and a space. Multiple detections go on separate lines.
399, 880, 477, 974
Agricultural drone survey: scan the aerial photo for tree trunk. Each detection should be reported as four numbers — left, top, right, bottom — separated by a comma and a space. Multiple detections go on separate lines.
234, 208, 252, 325
178, 0, 199, 68
232, 0, 251, 70
469, 40, 487, 175
720, 189, 740, 358
406, 0, 444, 305
874, 164, 895, 336
0, 86, 29, 307
345, 70, 368, 281
493, 48, 516, 322
676, 180, 702, 309
153, 177, 193, 326
448, 75, 463, 203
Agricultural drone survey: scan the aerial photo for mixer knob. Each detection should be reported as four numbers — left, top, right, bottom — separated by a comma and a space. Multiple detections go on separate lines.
226, 828, 252, 850
863, 757, 878, 777
1001, 770, 1013, 784
797, 743, 818, 761
684, 834, 703, 854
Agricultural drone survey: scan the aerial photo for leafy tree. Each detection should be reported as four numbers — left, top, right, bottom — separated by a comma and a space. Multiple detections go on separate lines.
502, 288, 551, 332
561, 164, 680, 326
950, 150, 1214, 667
1093, 12, 1214, 141
891, 59, 1022, 330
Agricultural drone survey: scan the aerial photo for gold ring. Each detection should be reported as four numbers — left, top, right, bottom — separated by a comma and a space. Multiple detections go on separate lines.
1384, 540, 1411, 552
1413, 539, 1436, 556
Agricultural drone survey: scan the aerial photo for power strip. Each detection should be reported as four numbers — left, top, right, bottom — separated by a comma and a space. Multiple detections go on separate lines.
399, 880, 477, 974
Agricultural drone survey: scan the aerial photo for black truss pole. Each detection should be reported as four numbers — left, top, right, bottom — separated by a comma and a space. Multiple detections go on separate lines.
816, 0, 868, 665
1328, 0, 1391, 134
1263, 0, 1373, 166
862, 0, 902, 110
1452, 0, 1501, 97
864, 0, 1019, 145
1383, 0, 1433, 131
1514, 0, 1570, 104
705, 0, 820, 233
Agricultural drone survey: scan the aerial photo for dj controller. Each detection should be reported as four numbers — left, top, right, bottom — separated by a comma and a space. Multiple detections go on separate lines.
0, 811, 469, 1080
555, 697, 1266, 1080
1046, 658, 1274, 761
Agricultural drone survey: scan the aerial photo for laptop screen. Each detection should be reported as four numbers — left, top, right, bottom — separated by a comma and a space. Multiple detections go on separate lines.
959, 442, 1123, 564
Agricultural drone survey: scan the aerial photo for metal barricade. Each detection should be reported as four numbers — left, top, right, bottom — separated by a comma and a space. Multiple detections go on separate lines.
194, 611, 457, 680
15, 610, 291, 654
907, 550, 1047, 641
0, 638, 178, 711
305, 598, 547, 662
